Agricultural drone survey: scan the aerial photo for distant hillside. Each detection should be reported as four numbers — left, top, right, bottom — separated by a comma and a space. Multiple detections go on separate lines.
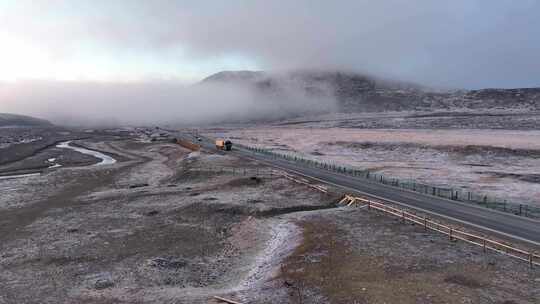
202, 70, 540, 112
202, 70, 266, 83
0, 113, 53, 127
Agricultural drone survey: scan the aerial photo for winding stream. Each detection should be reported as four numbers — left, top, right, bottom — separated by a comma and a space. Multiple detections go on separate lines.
0, 141, 117, 181
56, 141, 117, 166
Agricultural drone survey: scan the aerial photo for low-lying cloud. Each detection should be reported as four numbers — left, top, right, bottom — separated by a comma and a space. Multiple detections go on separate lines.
0, 79, 337, 126
3, 1, 540, 88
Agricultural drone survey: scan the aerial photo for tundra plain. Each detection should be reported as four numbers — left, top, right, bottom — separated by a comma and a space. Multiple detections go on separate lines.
213, 111, 540, 208
0, 124, 539, 303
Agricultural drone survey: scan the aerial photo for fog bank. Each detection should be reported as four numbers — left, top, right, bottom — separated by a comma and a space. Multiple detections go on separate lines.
0, 79, 337, 127
3, 1, 540, 88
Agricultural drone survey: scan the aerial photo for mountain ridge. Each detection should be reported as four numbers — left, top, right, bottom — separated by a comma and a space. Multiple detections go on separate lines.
202, 70, 540, 112
0, 113, 53, 127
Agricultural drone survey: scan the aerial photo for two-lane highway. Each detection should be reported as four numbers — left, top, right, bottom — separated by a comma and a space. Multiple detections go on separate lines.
177, 132, 540, 247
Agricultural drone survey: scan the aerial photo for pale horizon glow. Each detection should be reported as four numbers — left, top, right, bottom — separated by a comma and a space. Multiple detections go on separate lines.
1, 1, 539, 126
0, 1, 539, 88
0, 29, 259, 83
0, 0, 259, 83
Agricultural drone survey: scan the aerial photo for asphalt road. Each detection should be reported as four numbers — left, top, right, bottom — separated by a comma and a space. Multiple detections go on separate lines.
178, 132, 540, 247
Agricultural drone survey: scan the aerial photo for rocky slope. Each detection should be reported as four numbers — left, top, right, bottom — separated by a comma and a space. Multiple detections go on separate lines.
0, 113, 53, 127
202, 70, 540, 112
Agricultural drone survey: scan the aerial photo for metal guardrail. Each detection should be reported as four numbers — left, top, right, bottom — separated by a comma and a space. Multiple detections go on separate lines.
280, 173, 328, 193
237, 144, 540, 219
176, 139, 201, 151
183, 137, 539, 267
340, 195, 540, 268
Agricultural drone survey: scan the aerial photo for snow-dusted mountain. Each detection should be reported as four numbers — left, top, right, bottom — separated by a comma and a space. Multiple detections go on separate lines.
0, 113, 53, 127
202, 70, 540, 112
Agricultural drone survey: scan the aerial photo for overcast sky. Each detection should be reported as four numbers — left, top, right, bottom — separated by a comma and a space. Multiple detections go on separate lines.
0, 0, 539, 89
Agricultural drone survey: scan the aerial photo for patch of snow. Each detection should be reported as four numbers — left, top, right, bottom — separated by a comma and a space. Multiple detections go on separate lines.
239, 220, 301, 290
0, 173, 41, 180
187, 151, 200, 159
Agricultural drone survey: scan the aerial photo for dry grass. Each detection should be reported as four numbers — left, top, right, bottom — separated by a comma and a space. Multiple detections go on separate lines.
279, 213, 538, 304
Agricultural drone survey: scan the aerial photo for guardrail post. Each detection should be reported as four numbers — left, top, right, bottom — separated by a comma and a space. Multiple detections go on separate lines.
339, 193, 536, 267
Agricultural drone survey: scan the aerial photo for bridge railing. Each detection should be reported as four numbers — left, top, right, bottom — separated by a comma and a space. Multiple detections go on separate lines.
340, 195, 540, 268
176, 139, 201, 151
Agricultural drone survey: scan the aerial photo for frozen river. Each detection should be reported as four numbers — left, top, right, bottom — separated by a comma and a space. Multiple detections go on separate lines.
0, 141, 117, 181
57, 141, 117, 166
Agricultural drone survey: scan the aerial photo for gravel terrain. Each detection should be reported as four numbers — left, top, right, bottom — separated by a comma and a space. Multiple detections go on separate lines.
0, 135, 334, 304
280, 207, 540, 304
2, 126, 539, 303
274, 111, 540, 130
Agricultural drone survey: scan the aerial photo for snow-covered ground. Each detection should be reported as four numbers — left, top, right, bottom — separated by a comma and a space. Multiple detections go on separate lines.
0, 136, 42, 149
0, 172, 41, 181
215, 127, 540, 206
